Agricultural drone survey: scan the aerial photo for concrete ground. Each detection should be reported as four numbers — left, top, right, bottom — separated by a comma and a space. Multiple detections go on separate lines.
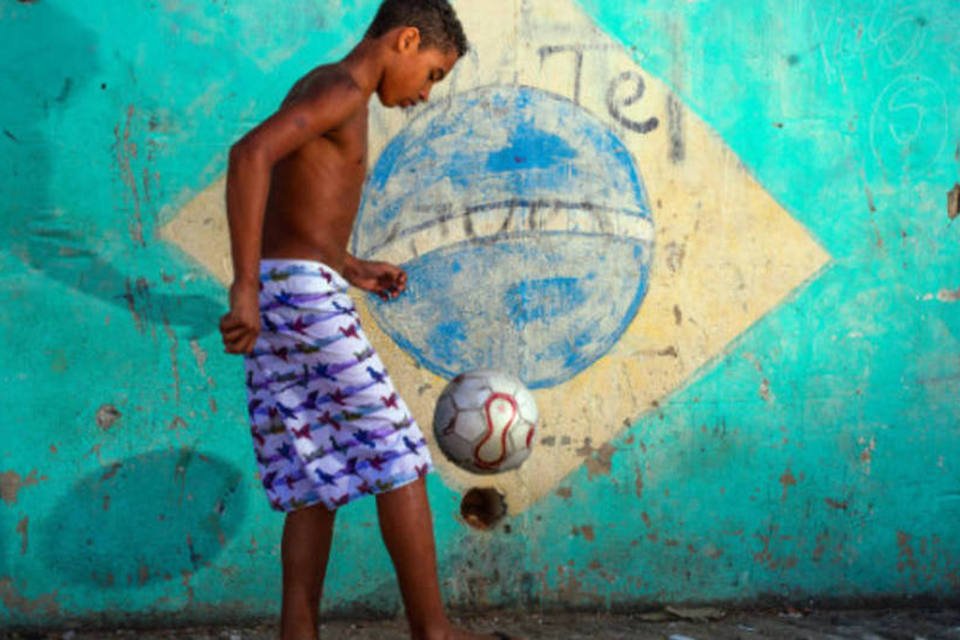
4, 607, 960, 640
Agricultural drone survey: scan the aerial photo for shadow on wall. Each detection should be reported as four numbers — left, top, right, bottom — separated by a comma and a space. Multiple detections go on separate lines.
0, 2, 220, 340
37, 449, 246, 588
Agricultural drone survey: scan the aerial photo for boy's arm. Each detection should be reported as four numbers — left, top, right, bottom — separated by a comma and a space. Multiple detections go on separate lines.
219, 78, 365, 354
343, 254, 408, 301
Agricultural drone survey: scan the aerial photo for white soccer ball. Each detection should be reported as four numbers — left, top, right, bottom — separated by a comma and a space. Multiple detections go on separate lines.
432, 369, 538, 474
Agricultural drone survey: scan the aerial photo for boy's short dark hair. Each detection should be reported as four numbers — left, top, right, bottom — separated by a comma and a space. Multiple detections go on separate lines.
366, 0, 468, 58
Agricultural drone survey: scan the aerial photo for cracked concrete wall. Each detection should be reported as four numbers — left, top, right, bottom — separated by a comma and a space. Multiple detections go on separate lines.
1, 0, 959, 629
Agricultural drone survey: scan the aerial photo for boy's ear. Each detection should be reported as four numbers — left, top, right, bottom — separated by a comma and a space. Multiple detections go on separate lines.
396, 26, 422, 53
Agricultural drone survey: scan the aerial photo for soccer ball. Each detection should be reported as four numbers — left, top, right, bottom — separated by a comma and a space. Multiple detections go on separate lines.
432, 369, 538, 474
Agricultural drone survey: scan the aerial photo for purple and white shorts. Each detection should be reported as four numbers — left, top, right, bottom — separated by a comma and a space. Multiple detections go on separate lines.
244, 259, 433, 512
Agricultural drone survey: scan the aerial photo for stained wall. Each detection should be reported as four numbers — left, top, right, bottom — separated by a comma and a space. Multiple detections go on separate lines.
1, 0, 958, 628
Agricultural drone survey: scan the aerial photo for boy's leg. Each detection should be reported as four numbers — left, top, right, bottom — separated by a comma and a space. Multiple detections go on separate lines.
376, 478, 502, 640
376, 478, 447, 637
281, 503, 337, 640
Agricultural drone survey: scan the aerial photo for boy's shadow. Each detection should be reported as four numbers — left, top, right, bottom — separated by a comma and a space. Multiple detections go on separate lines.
1, 3, 221, 340
18, 219, 223, 339
37, 448, 247, 588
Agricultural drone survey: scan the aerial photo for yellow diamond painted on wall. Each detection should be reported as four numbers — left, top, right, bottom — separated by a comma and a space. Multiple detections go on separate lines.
161, 0, 830, 514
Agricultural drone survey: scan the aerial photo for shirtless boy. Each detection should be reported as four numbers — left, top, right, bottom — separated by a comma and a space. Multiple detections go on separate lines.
218, 2, 513, 639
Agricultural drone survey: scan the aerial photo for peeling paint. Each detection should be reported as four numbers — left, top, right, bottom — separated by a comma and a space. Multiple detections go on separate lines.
572, 525, 596, 541
813, 532, 829, 562
113, 104, 146, 246
181, 571, 195, 605
189, 338, 208, 378
744, 353, 774, 403
779, 468, 797, 501
865, 186, 877, 212
824, 498, 848, 510
753, 526, 798, 570
896, 531, 918, 574
0, 578, 59, 616
937, 287, 960, 302
122, 277, 150, 335
95, 403, 121, 430
859, 436, 877, 474
0, 470, 41, 505
163, 314, 181, 403
101, 462, 122, 481
574, 438, 616, 479
16, 517, 28, 555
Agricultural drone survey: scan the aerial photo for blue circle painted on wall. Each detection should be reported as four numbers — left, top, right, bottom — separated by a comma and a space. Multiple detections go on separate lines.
353, 85, 654, 389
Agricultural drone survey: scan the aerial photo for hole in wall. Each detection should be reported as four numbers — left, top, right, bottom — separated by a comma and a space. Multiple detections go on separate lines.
460, 487, 507, 531
948, 184, 959, 220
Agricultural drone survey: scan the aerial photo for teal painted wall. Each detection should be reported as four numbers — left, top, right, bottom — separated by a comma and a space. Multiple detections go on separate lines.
2, 0, 959, 628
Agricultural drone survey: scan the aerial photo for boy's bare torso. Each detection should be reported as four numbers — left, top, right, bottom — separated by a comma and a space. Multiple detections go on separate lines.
261, 64, 368, 275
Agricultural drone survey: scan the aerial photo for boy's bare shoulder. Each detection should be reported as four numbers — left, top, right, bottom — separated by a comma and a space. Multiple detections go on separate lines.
283, 63, 365, 109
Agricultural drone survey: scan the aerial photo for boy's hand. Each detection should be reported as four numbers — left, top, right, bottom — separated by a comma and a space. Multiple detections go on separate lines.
219, 281, 260, 354
345, 258, 407, 300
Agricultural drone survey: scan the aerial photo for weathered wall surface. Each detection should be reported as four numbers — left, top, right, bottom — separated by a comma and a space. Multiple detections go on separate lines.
2, 0, 958, 628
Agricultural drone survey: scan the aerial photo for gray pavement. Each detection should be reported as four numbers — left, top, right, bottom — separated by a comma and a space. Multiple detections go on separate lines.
4, 607, 960, 640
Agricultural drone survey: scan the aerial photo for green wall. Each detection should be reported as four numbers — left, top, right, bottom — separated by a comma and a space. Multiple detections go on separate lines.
1, 0, 958, 628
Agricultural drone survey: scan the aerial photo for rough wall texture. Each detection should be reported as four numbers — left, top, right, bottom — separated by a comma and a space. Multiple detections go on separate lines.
1, 0, 958, 628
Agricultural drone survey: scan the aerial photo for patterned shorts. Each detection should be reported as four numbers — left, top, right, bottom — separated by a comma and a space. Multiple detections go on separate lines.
244, 259, 433, 512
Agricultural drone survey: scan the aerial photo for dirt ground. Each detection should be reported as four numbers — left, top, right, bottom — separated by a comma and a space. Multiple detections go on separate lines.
4, 607, 960, 640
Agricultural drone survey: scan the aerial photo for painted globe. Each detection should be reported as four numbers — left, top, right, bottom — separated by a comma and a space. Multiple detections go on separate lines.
353, 85, 653, 389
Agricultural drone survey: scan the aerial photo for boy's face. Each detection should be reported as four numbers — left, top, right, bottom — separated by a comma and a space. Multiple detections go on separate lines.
379, 28, 459, 108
